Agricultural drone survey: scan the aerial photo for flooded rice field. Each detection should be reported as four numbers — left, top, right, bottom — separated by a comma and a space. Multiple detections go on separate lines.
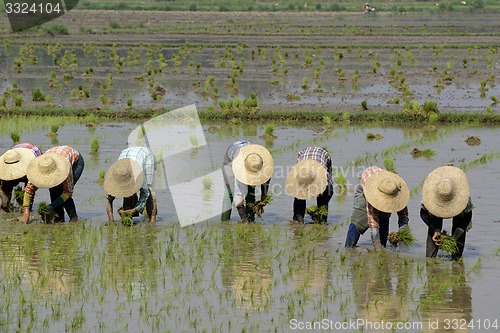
1, 117, 500, 332
1, 11, 499, 113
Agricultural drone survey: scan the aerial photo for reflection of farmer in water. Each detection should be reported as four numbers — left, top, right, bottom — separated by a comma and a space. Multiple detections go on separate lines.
420, 261, 472, 332
350, 253, 411, 326
220, 224, 273, 309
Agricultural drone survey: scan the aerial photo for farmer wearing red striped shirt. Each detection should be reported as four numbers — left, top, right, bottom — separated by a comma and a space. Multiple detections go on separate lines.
20, 146, 84, 223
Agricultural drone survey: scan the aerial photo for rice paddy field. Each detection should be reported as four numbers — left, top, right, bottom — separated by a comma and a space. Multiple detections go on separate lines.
0, 7, 500, 333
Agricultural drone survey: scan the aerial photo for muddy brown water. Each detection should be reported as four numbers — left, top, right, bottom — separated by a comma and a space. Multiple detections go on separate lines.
1, 120, 500, 332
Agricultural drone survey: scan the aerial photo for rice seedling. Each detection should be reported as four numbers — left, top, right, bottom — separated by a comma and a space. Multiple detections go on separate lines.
90, 137, 100, 154
306, 204, 328, 224
251, 194, 272, 218
388, 226, 416, 247
334, 173, 347, 193
46, 125, 59, 138
96, 169, 105, 185
14, 95, 23, 107
37, 201, 54, 223
188, 134, 200, 149
439, 230, 459, 255
261, 123, 277, 140
366, 132, 383, 140
10, 132, 20, 144
13, 185, 24, 206
410, 148, 436, 159
361, 100, 368, 110
202, 176, 213, 191
383, 156, 395, 172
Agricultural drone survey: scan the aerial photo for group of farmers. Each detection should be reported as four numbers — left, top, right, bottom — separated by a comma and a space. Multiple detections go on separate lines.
0, 142, 157, 225
0, 140, 472, 259
222, 141, 472, 260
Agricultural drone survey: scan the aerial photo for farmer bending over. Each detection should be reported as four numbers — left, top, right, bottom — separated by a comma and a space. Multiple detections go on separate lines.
20, 146, 84, 223
104, 146, 157, 223
286, 147, 333, 224
221, 141, 274, 222
420, 166, 473, 260
0, 143, 42, 212
345, 166, 410, 250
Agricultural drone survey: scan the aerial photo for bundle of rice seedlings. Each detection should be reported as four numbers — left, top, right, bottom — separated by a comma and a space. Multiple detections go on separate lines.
388, 226, 416, 247
252, 194, 272, 218
439, 230, 459, 255
13, 185, 24, 206
306, 204, 328, 224
37, 202, 53, 223
119, 209, 134, 226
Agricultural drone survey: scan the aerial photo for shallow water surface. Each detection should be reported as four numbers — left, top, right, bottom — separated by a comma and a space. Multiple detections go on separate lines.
1, 119, 500, 332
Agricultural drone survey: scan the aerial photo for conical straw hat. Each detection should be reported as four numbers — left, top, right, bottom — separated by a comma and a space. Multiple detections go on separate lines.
286, 160, 328, 200
232, 144, 274, 186
0, 148, 37, 181
363, 170, 410, 213
103, 158, 144, 197
26, 152, 71, 188
422, 166, 470, 218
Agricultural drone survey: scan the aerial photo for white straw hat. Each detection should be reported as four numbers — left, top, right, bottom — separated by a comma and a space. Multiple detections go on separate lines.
363, 170, 410, 213
422, 166, 470, 218
0, 148, 37, 181
232, 144, 274, 186
103, 158, 144, 197
286, 159, 328, 200
26, 152, 71, 188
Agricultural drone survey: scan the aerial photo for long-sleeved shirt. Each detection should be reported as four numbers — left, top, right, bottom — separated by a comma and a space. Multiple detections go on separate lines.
12, 142, 43, 158
25, 146, 80, 197
224, 140, 250, 165
297, 147, 333, 185
360, 166, 409, 228
116, 146, 155, 212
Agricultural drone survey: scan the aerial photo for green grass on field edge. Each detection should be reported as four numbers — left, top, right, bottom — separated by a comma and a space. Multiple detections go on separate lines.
3, 106, 500, 125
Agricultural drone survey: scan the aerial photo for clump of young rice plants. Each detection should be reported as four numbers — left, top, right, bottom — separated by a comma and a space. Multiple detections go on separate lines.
261, 123, 277, 140
251, 194, 272, 218
38, 201, 54, 223
439, 230, 459, 255
306, 204, 328, 224
46, 125, 59, 138
383, 156, 395, 173
11, 132, 20, 144
388, 226, 416, 247
13, 185, 24, 206
410, 148, 436, 159
334, 172, 347, 193
32, 87, 46, 102
96, 169, 105, 185
90, 137, 100, 154
366, 132, 383, 140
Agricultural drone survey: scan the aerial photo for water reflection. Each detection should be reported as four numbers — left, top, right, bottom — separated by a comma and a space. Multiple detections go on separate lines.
420, 261, 472, 333
350, 252, 412, 327
220, 223, 272, 309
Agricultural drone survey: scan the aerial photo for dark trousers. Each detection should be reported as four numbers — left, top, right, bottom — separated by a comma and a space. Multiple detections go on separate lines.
122, 189, 156, 218
420, 208, 472, 259
345, 212, 391, 247
221, 180, 270, 222
50, 155, 84, 222
293, 183, 334, 223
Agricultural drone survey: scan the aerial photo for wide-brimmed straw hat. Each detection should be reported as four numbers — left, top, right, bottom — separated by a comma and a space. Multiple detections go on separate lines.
103, 158, 144, 197
422, 166, 470, 218
232, 144, 274, 186
363, 170, 410, 213
26, 152, 71, 188
0, 148, 37, 181
286, 160, 328, 200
